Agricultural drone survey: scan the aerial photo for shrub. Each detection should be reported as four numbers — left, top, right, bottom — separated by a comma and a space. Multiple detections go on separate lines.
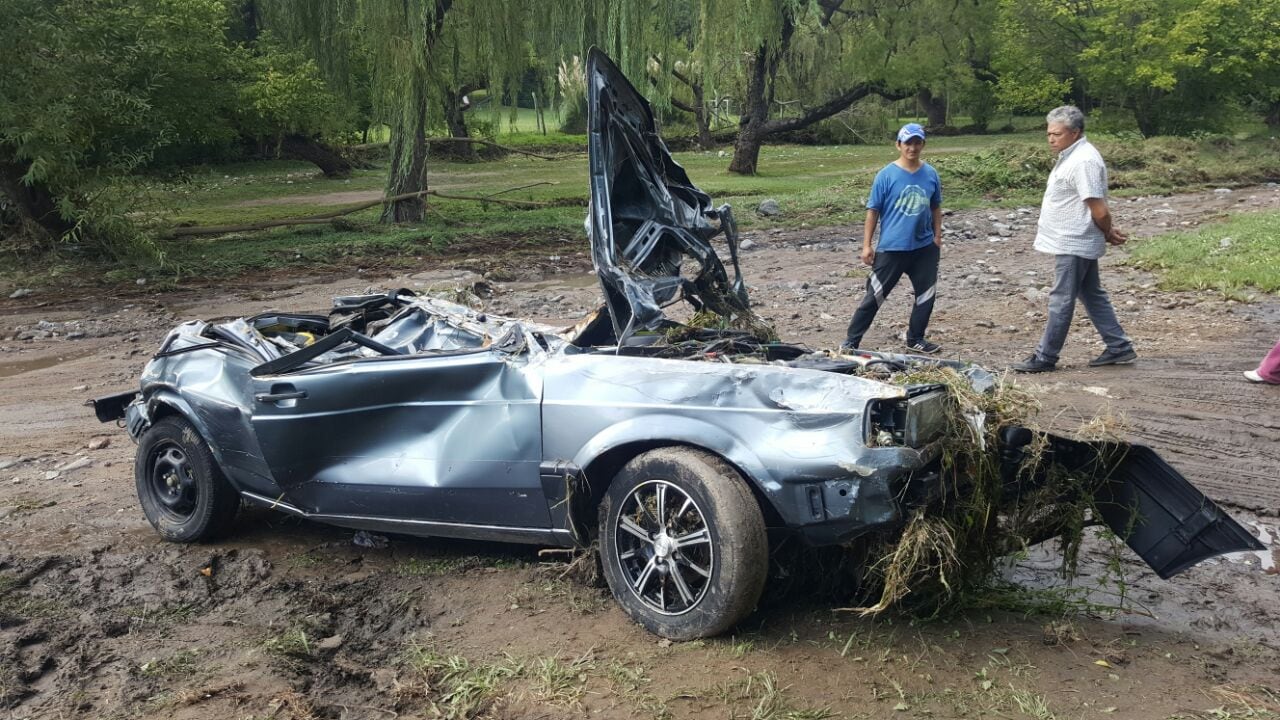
931, 143, 1054, 195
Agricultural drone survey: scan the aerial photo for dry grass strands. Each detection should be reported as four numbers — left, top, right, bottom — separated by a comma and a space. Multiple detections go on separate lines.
662, 308, 778, 346
849, 511, 960, 616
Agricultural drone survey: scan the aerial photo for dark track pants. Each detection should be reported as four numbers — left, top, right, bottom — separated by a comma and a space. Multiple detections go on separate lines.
844, 243, 939, 348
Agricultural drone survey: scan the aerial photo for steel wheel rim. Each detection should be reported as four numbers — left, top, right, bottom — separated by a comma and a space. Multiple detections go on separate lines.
613, 479, 714, 616
149, 443, 198, 521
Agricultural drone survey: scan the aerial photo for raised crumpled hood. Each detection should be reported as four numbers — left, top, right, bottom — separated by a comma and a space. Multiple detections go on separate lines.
585, 48, 751, 344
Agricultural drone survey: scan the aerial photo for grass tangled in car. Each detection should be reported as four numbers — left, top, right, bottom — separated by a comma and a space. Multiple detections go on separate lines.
849, 365, 1131, 618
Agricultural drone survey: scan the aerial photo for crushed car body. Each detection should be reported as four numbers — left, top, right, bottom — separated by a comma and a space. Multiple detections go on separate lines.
94, 49, 1261, 639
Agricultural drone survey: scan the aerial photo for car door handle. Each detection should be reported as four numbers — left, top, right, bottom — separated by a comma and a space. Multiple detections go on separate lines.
255, 390, 308, 402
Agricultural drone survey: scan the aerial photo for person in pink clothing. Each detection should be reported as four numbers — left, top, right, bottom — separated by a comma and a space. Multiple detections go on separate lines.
1244, 338, 1280, 384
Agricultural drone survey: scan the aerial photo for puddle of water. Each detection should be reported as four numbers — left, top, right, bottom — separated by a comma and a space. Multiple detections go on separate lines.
1224, 521, 1277, 572
0, 349, 96, 379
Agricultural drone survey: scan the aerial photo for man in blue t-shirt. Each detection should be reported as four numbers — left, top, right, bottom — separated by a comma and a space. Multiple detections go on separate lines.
842, 123, 944, 354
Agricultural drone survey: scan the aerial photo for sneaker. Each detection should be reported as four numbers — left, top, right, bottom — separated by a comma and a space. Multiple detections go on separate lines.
838, 342, 859, 354
1243, 369, 1272, 384
1012, 354, 1056, 373
1088, 347, 1137, 367
904, 339, 941, 354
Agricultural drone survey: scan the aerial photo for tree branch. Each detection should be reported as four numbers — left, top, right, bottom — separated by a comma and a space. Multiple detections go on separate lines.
346, 138, 577, 160
423, 137, 575, 160
670, 96, 699, 114
425, 189, 547, 207
816, 0, 848, 26
166, 187, 552, 238
762, 83, 911, 135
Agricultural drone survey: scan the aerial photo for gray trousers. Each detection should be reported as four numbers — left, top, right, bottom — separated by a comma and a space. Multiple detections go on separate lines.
1035, 254, 1132, 364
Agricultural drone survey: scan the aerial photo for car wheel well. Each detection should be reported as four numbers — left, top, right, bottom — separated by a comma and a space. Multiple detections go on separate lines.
148, 400, 182, 422
576, 442, 782, 539
144, 401, 230, 477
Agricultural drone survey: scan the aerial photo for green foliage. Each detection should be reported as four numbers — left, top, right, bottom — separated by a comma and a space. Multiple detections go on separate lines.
991, 0, 1079, 113
138, 649, 202, 678
931, 143, 1055, 195
237, 35, 355, 144
1096, 135, 1280, 192
262, 626, 312, 658
712, 670, 836, 720
993, 0, 1280, 136
401, 643, 525, 719
0, 0, 237, 257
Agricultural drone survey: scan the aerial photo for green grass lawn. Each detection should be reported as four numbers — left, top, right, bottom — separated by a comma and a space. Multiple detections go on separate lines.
8, 129, 1279, 292
1126, 210, 1280, 298
162, 133, 1044, 225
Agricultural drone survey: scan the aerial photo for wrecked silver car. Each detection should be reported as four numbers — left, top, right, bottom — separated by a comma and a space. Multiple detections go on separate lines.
94, 50, 1261, 640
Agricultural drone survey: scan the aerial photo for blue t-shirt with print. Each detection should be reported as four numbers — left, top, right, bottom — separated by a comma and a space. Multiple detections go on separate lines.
867, 162, 942, 251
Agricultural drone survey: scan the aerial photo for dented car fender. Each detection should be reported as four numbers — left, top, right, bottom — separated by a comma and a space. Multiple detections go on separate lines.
142, 383, 281, 499
566, 412, 769, 486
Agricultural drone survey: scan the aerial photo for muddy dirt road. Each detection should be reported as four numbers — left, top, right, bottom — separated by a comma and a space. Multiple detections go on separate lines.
2, 187, 1278, 719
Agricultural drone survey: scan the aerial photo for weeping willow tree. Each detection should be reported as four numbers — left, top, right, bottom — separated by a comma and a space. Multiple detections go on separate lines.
264, 0, 683, 223
697, 0, 985, 174
903, 0, 1001, 130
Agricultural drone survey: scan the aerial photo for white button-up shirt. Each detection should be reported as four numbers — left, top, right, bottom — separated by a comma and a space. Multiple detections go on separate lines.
1034, 136, 1109, 259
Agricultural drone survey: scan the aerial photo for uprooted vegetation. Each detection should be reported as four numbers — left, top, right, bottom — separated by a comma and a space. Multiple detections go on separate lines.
930, 136, 1280, 200
851, 366, 1131, 617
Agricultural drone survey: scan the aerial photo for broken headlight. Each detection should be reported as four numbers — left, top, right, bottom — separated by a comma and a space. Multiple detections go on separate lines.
866, 389, 948, 448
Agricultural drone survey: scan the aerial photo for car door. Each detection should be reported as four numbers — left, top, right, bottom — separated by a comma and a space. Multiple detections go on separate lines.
248, 349, 550, 529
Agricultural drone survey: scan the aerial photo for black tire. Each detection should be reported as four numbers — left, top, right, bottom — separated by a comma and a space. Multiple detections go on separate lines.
598, 447, 767, 639
134, 416, 239, 542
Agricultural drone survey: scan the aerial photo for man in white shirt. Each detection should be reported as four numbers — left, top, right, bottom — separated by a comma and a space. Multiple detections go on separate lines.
1013, 105, 1135, 373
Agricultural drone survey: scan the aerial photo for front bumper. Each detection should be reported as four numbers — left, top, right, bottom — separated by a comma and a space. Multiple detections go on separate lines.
783, 442, 944, 546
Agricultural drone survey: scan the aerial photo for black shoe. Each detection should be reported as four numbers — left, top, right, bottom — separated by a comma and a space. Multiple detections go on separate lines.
1012, 354, 1056, 373
904, 339, 941, 354
1088, 347, 1137, 367
839, 340, 860, 353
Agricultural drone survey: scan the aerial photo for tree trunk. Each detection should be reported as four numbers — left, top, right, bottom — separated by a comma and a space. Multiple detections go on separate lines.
729, 123, 765, 175
693, 95, 714, 150
437, 85, 480, 161
0, 151, 74, 243
279, 135, 353, 177
729, 17, 792, 175
1130, 93, 1161, 137
381, 83, 430, 224
238, 0, 260, 43
1265, 100, 1280, 127
917, 88, 947, 128
671, 67, 715, 150
1134, 113, 1159, 137
379, 0, 452, 223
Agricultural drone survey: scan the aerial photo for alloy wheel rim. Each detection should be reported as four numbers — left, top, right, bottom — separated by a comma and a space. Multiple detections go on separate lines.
613, 479, 714, 616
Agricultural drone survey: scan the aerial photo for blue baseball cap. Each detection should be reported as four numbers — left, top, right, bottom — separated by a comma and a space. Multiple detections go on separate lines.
896, 123, 926, 142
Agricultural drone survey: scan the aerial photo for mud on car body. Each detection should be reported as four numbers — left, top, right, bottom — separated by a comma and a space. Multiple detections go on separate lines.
94, 50, 1260, 640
